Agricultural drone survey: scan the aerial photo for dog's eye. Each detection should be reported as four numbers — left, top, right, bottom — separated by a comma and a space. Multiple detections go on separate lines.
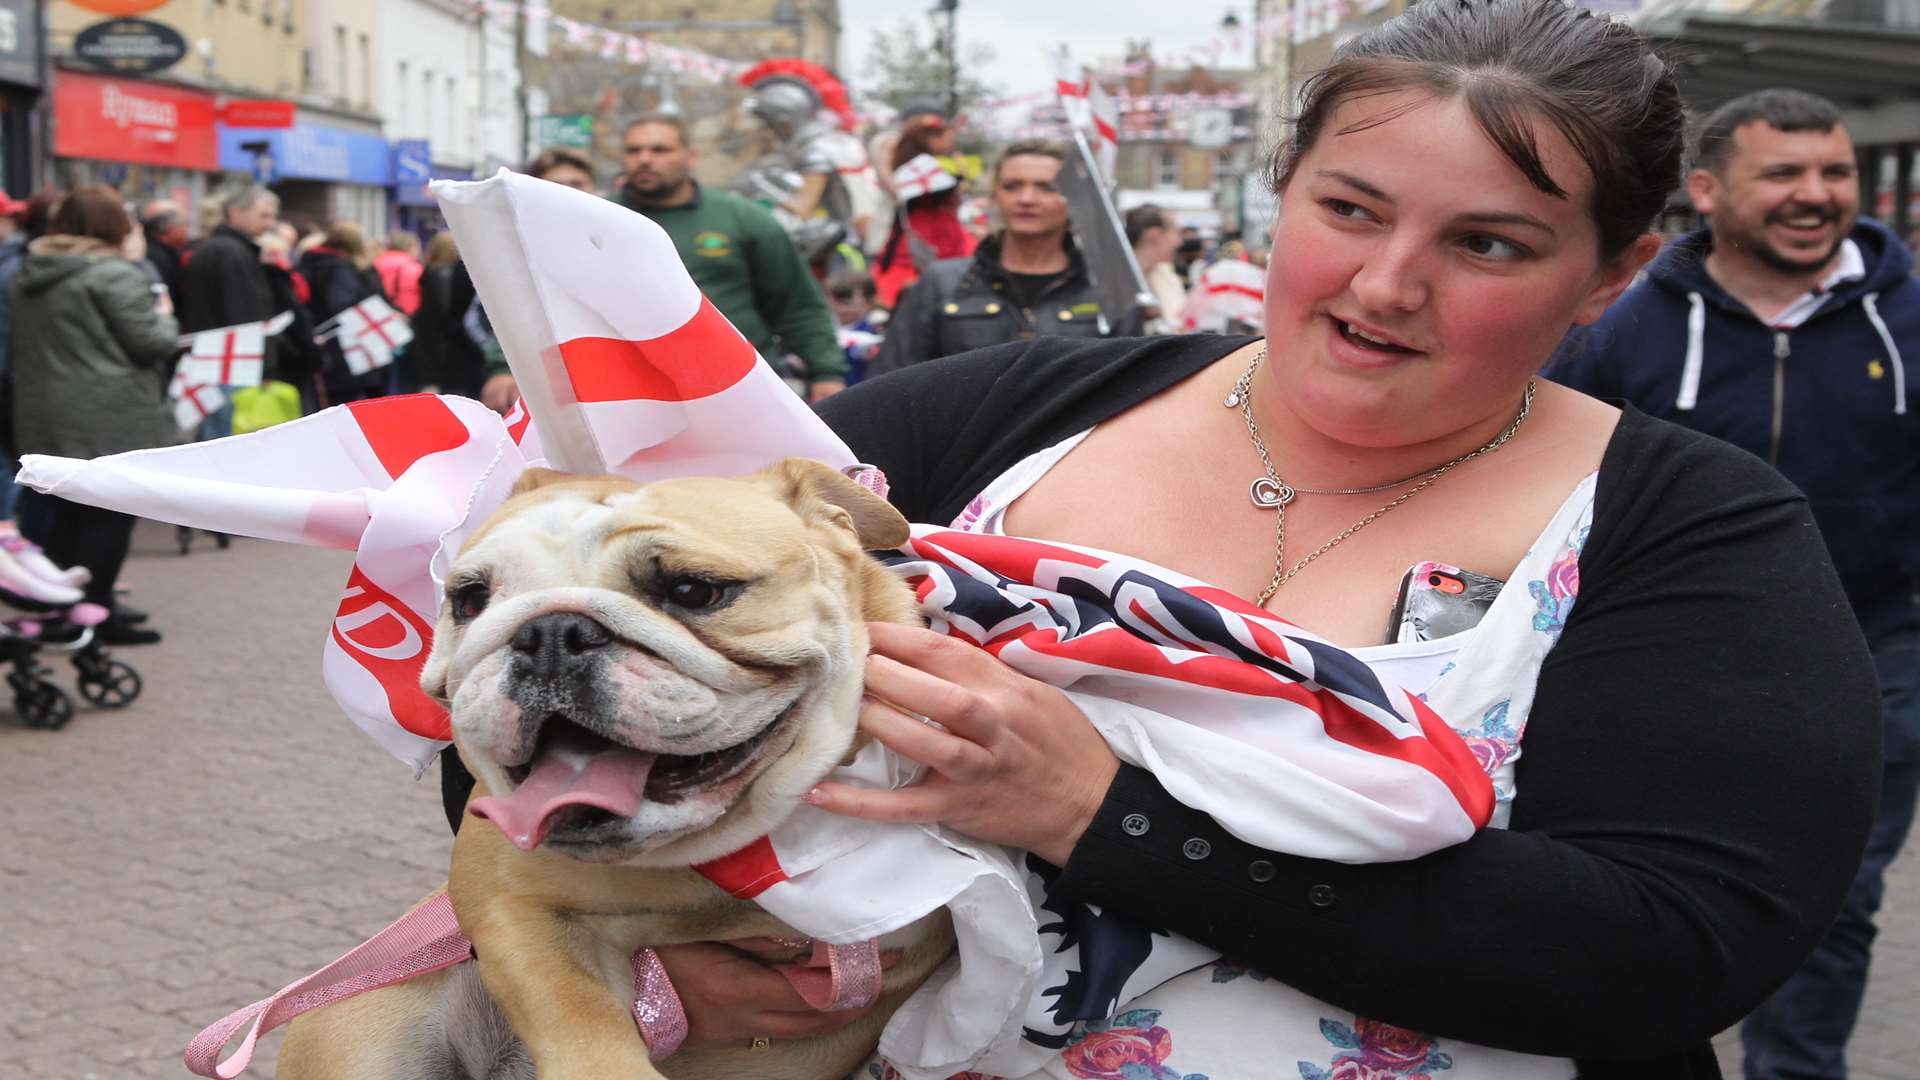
450, 582, 491, 621
664, 576, 730, 610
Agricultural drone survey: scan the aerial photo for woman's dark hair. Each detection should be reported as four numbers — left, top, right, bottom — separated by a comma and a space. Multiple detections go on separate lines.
48, 184, 133, 247
890, 116, 951, 173
1271, 0, 1684, 259
527, 147, 594, 181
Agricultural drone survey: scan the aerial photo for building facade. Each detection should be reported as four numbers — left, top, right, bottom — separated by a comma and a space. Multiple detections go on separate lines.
522, 0, 841, 190
46, 0, 309, 216
1102, 49, 1264, 241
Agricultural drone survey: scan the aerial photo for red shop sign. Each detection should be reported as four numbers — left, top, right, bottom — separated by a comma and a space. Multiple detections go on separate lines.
217, 99, 296, 128
54, 70, 218, 171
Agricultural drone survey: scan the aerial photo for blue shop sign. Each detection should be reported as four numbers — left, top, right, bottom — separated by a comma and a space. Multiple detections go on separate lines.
391, 139, 432, 206
218, 122, 393, 185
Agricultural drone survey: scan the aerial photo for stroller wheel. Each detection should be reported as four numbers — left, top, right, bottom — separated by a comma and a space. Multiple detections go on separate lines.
17, 681, 74, 729
177, 525, 192, 556
77, 660, 142, 708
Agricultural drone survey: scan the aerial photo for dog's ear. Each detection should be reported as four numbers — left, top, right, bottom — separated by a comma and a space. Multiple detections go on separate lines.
764, 458, 910, 550
509, 467, 578, 496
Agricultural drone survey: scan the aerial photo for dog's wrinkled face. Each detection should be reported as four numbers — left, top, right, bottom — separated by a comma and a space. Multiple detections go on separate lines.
422, 460, 910, 867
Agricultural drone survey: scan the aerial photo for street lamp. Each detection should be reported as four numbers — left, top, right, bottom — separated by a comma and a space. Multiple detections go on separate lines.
931, 0, 959, 118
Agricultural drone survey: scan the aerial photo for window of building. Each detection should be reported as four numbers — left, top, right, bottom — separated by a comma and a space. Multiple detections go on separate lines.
358, 33, 371, 109
1156, 149, 1180, 188
422, 68, 435, 135
1213, 150, 1238, 186
397, 60, 410, 134
333, 25, 347, 100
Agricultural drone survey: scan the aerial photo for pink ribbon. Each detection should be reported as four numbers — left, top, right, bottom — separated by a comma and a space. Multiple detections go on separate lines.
183, 892, 471, 1078
185, 893, 882, 1073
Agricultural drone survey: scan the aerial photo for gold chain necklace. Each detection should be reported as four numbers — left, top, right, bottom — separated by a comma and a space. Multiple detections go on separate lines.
1230, 346, 1536, 604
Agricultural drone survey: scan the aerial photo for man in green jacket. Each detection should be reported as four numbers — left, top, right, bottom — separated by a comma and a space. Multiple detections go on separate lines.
479, 115, 846, 412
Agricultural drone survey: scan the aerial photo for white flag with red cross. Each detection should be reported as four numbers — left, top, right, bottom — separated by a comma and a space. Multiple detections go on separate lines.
1047, 49, 1119, 179
178, 324, 266, 388
1185, 257, 1268, 332
430, 169, 855, 479
172, 382, 226, 431
324, 296, 414, 375
16, 395, 541, 772
891, 153, 956, 203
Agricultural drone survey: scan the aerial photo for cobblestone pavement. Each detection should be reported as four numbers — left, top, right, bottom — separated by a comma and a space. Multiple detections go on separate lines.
2, 524, 1917, 1078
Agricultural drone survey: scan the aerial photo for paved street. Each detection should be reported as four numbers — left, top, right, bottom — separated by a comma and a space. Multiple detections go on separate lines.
2, 523, 1917, 1078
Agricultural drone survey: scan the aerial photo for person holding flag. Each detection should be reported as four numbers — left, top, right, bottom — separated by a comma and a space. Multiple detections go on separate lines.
300, 220, 396, 404
8, 185, 178, 644
178, 186, 283, 435
872, 111, 977, 309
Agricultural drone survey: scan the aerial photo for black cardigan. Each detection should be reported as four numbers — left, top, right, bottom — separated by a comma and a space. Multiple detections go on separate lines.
815, 334, 1882, 1079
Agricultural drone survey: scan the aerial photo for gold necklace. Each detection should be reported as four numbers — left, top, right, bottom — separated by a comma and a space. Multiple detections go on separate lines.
1230, 346, 1536, 604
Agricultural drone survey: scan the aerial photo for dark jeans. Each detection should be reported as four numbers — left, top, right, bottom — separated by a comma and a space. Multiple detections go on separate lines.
1741, 642, 1920, 1080
41, 497, 136, 607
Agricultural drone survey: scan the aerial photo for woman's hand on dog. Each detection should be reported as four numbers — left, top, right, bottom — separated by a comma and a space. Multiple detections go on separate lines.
655, 940, 897, 1050
806, 621, 1120, 867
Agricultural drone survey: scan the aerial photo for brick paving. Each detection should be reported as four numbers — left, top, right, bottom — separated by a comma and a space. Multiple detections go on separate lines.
1, 523, 1916, 1078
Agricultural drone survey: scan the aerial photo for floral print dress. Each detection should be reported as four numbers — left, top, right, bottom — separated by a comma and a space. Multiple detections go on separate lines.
862, 428, 1597, 1080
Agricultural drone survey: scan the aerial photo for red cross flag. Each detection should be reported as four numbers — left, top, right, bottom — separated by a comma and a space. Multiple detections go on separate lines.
1185, 257, 1268, 332
325, 296, 414, 375
173, 383, 226, 431
430, 169, 855, 479
891, 153, 956, 203
17, 395, 540, 771
1048, 49, 1118, 178
179, 325, 266, 388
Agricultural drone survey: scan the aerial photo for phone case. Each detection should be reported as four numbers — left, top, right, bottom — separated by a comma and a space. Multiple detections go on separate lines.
1387, 561, 1506, 644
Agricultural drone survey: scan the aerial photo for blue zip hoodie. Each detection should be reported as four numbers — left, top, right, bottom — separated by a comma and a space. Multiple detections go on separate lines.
1550, 218, 1919, 619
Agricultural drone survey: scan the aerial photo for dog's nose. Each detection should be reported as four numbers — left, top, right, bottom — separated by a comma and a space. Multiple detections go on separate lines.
510, 613, 614, 682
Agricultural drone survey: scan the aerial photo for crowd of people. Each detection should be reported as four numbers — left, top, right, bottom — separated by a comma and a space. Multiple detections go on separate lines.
6, 2, 1920, 1075
0, 180, 468, 645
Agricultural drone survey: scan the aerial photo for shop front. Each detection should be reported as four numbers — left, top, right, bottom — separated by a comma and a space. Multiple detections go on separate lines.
389, 138, 475, 237
52, 68, 217, 216
0, 0, 44, 196
218, 116, 392, 237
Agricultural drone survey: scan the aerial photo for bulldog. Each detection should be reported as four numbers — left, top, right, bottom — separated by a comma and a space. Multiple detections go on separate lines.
278, 459, 955, 1080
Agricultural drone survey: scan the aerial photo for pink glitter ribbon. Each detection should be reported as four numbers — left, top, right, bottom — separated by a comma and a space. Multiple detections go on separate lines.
185, 892, 883, 1072
788, 940, 885, 1011
843, 463, 890, 501
184, 892, 472, 1078
628, 938, 884, 1061
630, 947, 689, 1060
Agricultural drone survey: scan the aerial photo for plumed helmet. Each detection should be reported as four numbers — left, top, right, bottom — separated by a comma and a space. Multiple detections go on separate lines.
745, 78, 821, 136
739, 58, 859, 133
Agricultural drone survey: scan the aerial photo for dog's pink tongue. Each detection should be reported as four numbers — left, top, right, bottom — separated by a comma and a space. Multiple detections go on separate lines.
468, 747, 656, 852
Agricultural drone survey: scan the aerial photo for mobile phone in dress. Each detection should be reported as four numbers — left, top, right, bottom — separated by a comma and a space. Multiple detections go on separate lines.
1386, 561, 1506, 644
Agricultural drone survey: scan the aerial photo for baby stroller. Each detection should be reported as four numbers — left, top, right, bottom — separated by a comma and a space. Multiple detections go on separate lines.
0, 533, 142, 729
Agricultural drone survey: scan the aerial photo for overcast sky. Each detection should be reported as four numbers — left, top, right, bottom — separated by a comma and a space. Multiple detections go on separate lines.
836, 0, 1257, 100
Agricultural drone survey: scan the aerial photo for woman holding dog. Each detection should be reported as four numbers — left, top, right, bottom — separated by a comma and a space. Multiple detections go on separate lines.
795, 1, 1880, 1076
435, 0, 1877, 1073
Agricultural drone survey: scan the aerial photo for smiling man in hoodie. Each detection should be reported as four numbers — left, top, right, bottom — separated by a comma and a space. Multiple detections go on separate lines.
1551, 88, 1919, 1080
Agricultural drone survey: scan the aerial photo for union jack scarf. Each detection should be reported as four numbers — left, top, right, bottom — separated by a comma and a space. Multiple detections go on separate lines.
882, 528, 1491, 1068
